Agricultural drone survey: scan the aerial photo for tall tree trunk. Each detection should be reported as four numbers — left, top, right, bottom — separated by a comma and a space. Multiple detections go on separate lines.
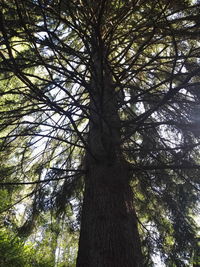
76, 48, 143, 266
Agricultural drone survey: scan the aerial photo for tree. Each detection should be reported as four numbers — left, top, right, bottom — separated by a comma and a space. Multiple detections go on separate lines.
0, 0, 200, 266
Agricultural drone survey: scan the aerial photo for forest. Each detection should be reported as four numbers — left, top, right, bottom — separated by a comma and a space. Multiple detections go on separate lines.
0, 0, 200, 266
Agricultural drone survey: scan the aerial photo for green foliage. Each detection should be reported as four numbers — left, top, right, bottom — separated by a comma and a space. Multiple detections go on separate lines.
0, 229, 29, 267
0, 227, 74, 267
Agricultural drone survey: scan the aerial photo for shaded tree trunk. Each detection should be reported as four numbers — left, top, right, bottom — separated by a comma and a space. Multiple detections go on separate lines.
76, 47, 143, 266
76, 161, 143, 267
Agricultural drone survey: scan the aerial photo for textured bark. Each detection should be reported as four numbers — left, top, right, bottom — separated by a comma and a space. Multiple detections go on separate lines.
76, 160, 143, 267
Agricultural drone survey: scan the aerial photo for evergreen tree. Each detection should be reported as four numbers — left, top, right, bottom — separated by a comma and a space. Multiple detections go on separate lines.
0, 0, 200, 266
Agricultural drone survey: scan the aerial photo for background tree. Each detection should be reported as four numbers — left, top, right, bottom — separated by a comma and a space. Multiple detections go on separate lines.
0, 0, 200, 266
